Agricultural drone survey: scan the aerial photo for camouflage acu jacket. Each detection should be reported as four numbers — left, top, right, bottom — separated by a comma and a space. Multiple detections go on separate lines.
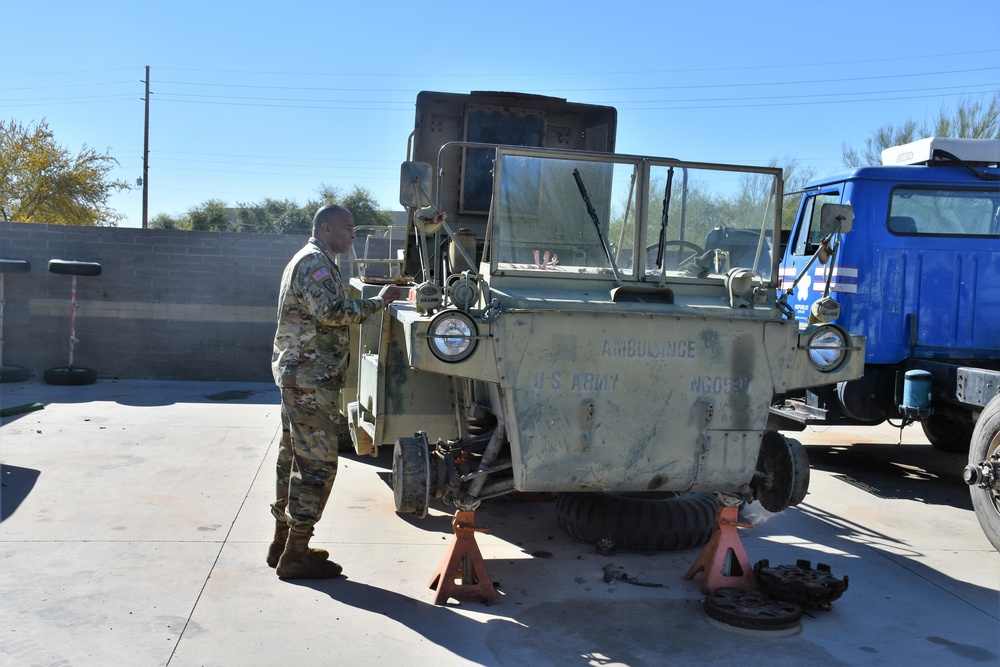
272, 238, 384, 388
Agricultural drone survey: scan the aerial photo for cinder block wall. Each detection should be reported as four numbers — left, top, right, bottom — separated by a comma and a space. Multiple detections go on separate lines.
0, 222, 310, 382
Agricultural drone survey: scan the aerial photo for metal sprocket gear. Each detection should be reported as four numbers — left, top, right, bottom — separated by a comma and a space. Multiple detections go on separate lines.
754, 559, 849, 611
703, 587, 802, 631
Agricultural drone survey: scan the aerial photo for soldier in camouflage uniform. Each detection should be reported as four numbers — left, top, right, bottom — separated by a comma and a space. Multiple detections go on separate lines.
269, 204, 402, 579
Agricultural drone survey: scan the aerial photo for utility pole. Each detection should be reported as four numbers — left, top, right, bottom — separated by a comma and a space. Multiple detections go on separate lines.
141, 65, 150, 229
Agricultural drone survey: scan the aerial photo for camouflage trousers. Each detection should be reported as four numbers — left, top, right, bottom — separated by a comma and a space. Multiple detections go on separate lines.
270, 386, 347, 533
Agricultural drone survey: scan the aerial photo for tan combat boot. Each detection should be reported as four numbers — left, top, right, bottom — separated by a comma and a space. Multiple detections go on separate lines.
266, 521, 329, 568
275, 529, 343, 579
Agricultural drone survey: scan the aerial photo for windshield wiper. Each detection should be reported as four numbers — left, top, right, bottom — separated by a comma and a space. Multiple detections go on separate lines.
655, 167, 674, 269
572, 168, 623, 285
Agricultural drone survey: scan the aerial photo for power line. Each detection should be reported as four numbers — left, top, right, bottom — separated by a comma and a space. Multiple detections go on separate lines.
616, 88, 998, 111
0, 96, 135, 107
0, 80, 134, 91
151, 48, 1000, 78
149, 66, 1000, 94
147, 81, 999, 108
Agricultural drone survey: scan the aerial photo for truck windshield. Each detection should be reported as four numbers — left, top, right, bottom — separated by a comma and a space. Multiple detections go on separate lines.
490, 151, 781, 281
492, 154, 638, 276
645, 163, 778, 280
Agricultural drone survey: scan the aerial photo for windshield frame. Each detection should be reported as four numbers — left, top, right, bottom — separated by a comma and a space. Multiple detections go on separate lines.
485, 146, 784, 285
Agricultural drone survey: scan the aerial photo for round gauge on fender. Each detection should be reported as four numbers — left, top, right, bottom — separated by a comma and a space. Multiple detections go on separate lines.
427, 310, 478, 362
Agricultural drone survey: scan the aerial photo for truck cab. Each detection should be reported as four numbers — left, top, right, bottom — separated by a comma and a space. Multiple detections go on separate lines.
771, 137, 1000, 551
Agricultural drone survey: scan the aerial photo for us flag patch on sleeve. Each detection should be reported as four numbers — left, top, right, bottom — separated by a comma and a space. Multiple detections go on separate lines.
311, 267, 331, 282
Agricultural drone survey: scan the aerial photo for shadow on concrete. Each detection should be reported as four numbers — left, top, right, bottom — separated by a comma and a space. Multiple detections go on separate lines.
1, 464, 40, 521
805, 443, 972, 511
282, 510, 999, 665
0, 379, 278, 409
286, 577, 519, 665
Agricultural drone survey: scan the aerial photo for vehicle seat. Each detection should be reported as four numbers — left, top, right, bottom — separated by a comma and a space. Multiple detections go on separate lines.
889, 216, 917, 233
703, 227, 771, 269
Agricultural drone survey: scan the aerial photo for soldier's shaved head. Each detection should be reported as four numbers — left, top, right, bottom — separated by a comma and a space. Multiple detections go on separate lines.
313, 204, 351, 235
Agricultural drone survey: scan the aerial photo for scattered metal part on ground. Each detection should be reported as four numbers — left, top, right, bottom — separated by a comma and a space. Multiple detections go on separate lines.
602, 564, 664, 587
754, 559, 849, 611
703, 587, 802, 631
596, 538, 616, 555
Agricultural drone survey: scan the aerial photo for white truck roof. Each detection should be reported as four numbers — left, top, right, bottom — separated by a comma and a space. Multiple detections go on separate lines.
881, 137, 1000, 166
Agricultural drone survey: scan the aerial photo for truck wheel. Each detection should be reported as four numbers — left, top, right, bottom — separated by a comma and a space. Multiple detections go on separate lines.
921, 414, 973, 453
967, 397, 1000, 552
555, 491, 720, 552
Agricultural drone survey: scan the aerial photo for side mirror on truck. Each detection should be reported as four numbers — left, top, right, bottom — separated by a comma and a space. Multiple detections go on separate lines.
819, 203, 854, 234
776, 202, 854, 322
400, 161, 434, 208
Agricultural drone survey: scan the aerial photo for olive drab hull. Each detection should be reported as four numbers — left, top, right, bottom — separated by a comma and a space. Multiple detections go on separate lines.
492, 310, 790, 493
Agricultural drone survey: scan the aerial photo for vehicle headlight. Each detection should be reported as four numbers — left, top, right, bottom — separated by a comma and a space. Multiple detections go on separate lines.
806, 325, 848, 371
427, 310, 478, 362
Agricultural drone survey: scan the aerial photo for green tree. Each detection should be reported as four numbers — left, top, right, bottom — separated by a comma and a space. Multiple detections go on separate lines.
187, 199, 234, 232
843, 93, 1000, 167
304, 184, 392, 234
339, 185, 394, 231
158, 183, 392, 235
236, 198, 308, 234
0, 118, 129, 225
149, 212, 188, 230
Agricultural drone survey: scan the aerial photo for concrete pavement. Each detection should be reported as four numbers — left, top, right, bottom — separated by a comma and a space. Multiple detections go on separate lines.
1, 379, 997, 666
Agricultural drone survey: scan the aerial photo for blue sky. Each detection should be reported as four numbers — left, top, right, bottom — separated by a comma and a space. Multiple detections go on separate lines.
2, 0, 998, 228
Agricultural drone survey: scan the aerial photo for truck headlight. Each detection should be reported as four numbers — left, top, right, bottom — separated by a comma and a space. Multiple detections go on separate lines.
806, 325, 848, 371
427, 310, 478, 362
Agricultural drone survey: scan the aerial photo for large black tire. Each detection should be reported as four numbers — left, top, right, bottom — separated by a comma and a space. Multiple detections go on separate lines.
47, 260, 102, 277
922, 413, 973, 453
0, 365, 30, 383
968, 397, 1000, 552
556, 491, 721, 552
44, 366, 97, 386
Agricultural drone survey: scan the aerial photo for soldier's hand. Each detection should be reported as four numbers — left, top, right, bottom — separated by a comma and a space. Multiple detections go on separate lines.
379, 284, 403, 304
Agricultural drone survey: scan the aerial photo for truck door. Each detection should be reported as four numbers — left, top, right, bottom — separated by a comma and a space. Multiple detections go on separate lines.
780, 188, 853, 323
881, 185, 1000, 358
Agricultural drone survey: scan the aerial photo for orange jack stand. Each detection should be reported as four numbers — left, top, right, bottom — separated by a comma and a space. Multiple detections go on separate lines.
684, 506, 756, 593
428, 510, 500, 605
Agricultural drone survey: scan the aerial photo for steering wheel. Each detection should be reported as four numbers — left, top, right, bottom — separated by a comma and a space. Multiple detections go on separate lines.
645, 240, 704, 268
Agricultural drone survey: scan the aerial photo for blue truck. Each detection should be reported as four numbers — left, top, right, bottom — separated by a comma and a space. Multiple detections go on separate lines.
768, 137, 1000, 550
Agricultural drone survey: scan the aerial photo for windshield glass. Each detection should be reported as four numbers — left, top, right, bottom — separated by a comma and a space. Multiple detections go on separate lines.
645, 163, 777, 280
490, 151, 780, 281
492, 154, 637, 276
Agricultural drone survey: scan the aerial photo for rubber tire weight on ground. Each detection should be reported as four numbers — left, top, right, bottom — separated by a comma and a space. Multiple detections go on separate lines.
555, 491, 721, 552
